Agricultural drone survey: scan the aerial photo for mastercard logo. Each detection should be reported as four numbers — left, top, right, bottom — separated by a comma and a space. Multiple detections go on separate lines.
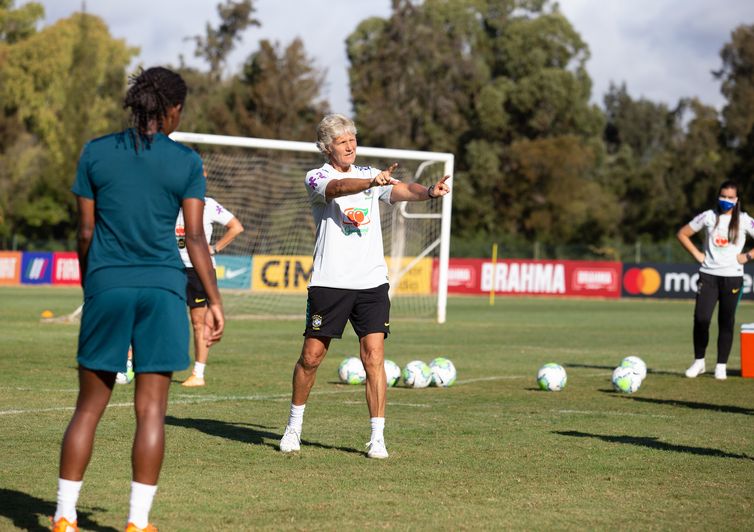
623, 267, 661, 295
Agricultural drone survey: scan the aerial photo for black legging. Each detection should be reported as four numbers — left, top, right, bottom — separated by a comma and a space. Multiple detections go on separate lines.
693, 272, 744, 364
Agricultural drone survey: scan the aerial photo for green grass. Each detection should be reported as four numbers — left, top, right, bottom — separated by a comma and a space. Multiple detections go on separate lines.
2, 287, 754, 530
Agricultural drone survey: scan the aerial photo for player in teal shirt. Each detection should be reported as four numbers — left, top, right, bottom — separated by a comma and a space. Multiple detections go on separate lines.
52, 67, 225, 532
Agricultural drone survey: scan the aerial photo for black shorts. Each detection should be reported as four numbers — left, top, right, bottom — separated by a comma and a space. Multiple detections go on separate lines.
185, 268, 209, 309
304, 283, 390, 339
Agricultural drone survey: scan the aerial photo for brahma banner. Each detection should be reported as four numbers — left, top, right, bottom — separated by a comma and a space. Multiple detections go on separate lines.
437, 259, 622, 298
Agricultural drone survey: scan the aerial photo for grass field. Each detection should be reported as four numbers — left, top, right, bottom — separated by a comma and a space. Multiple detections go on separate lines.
2, 286, 754, 531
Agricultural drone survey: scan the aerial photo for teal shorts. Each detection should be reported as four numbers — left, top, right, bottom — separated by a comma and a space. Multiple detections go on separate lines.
77, 287, 190, 373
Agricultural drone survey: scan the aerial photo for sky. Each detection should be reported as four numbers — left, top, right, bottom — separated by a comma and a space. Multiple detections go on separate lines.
24, 0, 754, 114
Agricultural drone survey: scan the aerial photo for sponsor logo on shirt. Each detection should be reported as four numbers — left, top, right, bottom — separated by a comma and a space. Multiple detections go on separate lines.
343, 207, 370, 227
713, 232, 729, 247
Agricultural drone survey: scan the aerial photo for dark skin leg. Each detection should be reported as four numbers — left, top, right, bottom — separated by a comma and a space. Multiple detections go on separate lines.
58, 368, 172, 485
59, 368, 115, 480
132, 372, 172, 485
291, 337, 331, 405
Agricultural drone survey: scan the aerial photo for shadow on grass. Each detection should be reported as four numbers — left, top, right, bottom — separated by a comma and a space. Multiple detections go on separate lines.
610, 395, 754, 416
554, 430, 754, 461
563, 362, 681, 377
565, 362, 743, 378
0, 488, 118, 532
165, 416, 363, 455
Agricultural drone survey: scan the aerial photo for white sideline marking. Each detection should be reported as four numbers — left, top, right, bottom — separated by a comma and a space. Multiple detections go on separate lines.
0, 372, 623, 416
343, 400, 430, 408
557, 409, 674, 419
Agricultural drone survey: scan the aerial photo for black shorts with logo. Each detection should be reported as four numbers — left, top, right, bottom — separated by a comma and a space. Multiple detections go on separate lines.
185, 268, 209, 309
304, 283, 390, 339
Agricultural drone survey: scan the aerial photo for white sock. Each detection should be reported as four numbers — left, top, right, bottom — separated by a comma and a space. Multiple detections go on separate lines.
287, 403, 306, 432
193, 362, 206, 379
370, 417, 385, 441
128, 481, 158, 528
54, 478, 83, 523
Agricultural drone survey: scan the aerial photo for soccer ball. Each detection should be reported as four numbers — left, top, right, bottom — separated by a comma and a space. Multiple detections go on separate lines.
612, 366, 642, 393
338, 357, 366, 384
384, 359, 401, 387
537, 363, 567, 391
429, 357, 456, 387
620, 356, 647, 381
402, 360, 432, 388
115, 359, 134, 385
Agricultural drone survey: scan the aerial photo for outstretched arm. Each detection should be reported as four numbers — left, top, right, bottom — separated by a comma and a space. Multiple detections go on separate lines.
325, 163, 400, 201
390, 175, 451, 203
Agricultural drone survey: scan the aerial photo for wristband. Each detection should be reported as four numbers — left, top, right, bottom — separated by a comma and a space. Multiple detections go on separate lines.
427, 185, 436, 199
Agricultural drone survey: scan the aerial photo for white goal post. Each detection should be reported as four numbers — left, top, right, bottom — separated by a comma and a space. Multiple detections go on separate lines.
170, 131, 454, 324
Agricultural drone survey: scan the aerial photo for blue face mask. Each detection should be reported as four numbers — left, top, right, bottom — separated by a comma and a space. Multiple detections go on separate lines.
718, 199, 736, 212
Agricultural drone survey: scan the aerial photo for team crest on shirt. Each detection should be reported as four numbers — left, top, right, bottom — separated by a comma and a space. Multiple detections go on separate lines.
713, 232, 729, 247
311, 314, 323, 330
342, 207, 370, 235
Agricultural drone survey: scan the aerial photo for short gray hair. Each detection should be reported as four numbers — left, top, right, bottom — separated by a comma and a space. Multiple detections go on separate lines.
316, 113, 357, 156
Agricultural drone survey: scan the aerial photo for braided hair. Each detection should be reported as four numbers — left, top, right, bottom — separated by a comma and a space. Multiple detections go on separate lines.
123, 67, 187, 150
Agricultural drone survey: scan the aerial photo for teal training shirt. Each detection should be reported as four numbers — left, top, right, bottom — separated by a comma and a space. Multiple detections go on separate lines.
72, 130, 205, 298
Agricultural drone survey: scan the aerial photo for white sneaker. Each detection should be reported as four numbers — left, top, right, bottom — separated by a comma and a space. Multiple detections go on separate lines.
685, 359, 705, 378
714, 364, 727, 380
366, 438, 389, 459
279, 426, 301, 453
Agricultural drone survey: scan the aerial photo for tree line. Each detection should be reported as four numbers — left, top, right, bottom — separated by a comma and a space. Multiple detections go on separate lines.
1, 0, 753, 259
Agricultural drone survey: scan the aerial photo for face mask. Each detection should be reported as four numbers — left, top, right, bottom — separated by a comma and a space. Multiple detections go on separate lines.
718, 197, 737, 212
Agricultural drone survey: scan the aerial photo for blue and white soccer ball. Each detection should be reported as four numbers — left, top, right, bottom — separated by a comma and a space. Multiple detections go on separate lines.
537, 363, 567, 391
402, 360, 432, 388
384, 359, 401, 387
620, 356, 647, 381
612, 366, 642, 393
338, 357, 366, 385
429, 357, 457, 387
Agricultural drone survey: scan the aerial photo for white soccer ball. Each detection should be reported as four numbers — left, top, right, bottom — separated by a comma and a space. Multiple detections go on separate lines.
612, 366, 642, 393
620, 356, 647, 381
537, 363, 567, 391
429, 357, 456, 387
338, 357, 366, 385
384, 359, 401, 387
402, 360, 432, 388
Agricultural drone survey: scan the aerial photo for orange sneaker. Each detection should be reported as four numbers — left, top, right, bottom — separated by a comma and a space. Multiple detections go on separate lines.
181, 374, 205, 387
125, 523, 158, 532
50, 516, 78, 531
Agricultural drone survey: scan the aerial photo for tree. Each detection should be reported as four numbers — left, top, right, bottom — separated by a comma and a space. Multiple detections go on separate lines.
0, 12, 136, 244
0, 0, 43, 44
229, 38, 329, 140
716, 24, 754, 195
347, 0, 608, 247
190, 0, 259, 80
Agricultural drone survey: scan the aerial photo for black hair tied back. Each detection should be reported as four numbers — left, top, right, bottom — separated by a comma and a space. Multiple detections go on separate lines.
123, 66, 187, 150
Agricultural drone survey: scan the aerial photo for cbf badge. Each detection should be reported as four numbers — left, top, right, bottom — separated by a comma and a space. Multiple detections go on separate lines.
311, 314, 323, 330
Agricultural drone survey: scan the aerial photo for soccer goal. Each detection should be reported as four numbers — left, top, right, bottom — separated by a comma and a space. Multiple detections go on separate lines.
170, 131, 454, 324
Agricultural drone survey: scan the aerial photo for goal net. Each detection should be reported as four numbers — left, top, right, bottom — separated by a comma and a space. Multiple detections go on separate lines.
170, 132, 454, 323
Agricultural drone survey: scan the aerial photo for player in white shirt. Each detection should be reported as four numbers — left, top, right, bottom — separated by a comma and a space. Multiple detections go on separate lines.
677, 180, 754, 380
176, 196, 244, 386
279, 113, 451, 459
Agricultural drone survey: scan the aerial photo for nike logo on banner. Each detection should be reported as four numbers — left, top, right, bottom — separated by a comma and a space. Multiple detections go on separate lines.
226, 267, 248, 279
194, 298, 206, 303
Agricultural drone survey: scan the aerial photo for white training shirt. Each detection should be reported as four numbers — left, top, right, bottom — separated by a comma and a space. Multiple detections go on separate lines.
305, 163, 393, 289
175, 197, 235, 268
688, 209, 754, 276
